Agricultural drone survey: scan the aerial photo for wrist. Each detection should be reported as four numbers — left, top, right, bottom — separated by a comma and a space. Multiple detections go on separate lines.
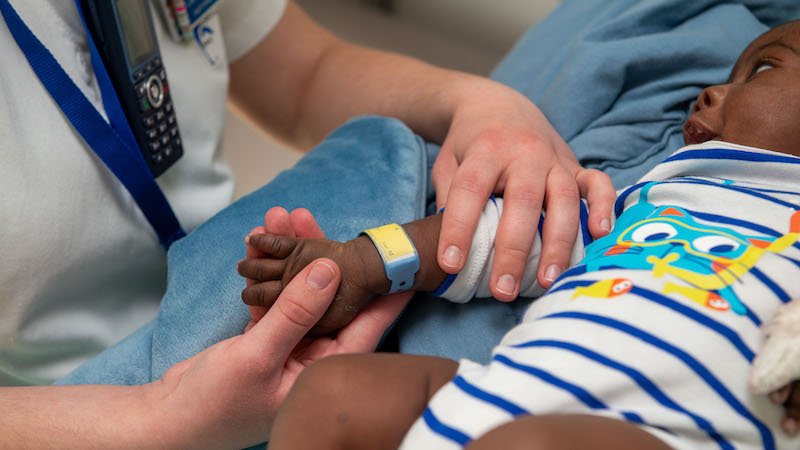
138, 381, 196, 449
351, 235, 392, 295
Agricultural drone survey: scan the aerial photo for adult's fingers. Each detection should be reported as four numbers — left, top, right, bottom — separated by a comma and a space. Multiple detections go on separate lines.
489, 167, 546, 300
536, 166, 580, 288
245, 258, 340, 363
438, 156, 499, 274
289, 208, 325, 239
264, 207, 295, 238
576, 168, 616, 238
336, 291, 413, 353
245, 226, 267, 261
431, 146, 458, 210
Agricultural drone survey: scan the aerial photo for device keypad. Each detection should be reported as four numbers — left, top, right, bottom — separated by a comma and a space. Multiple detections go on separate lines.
134, 58, 183, 172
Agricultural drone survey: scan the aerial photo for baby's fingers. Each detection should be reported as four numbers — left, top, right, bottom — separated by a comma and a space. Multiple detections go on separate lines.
782, 382, 800, 436
237, 259, 285, 282
242, 281, 283, 308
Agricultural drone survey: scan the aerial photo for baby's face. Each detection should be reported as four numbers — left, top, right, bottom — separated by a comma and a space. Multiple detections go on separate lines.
684, 21, 800, 155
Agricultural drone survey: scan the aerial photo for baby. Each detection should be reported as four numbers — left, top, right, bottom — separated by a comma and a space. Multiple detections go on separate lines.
239, 20, 800, 449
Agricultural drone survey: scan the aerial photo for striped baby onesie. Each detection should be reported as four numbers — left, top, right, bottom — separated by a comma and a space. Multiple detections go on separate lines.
401, 141, 800, 450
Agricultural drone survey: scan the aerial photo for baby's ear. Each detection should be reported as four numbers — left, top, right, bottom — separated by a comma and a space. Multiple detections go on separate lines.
749, 300, 800, 395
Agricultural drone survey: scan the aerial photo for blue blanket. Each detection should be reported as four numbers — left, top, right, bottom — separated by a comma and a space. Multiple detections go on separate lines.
60, 0, 800, 385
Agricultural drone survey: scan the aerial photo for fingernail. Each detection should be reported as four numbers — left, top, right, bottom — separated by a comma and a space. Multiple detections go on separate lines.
544, 264, 562, 283
245, 234, 251, 245
443, 246, 463, 268
784, 418, 798, 435
600, 218, 612, 233
307, 261, 335, 290
496, 274, 516, 296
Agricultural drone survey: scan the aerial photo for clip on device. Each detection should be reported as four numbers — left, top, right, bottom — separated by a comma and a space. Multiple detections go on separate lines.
81, 0, 183, 176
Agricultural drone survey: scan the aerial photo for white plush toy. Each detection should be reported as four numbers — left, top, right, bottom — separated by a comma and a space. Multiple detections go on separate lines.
750, 300, 800, 398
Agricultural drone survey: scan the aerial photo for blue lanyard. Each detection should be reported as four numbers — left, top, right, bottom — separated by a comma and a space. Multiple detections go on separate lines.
0, 0, 186, 249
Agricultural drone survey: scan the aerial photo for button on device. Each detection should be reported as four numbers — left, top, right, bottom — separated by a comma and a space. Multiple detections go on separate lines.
158, 122, 168, 134
159, 69, 167, 80
152, 152, 164, 164
165, 102, 173, 113
164, 145, 173, 158
143, 114, 157, 128
139, 97, 151, 113
155, 110, 165, 121
160, 134, 171, 147
136, 82, 148, 98
169, 126, 178, 138
147, 128, 159, 140
166, 114, 176, 126
149, 140, 161, 153
145, 75, 164, 109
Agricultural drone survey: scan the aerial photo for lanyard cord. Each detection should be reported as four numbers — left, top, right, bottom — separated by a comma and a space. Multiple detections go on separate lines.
0, 0, 186, 249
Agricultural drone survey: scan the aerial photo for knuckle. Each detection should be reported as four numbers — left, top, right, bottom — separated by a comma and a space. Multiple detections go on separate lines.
544, 235, 575, 255
552, 184, 580, 201
276, 294, 318, 329
442, 212, 473, 236
453, 168, 491, 197
473, 129, 505, 152
496, 243, 530, 263
503, 185, 542, 206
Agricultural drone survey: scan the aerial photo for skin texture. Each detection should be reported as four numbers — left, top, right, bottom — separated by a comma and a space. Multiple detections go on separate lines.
253, 21, 800, 446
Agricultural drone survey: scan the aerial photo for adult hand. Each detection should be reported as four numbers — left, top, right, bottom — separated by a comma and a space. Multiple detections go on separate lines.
149, 250, 412, 448
433, 81, 616, 300
244, 207, 326, 328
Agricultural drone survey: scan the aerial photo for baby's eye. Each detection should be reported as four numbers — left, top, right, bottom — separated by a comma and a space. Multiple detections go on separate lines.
753, 62, 774, 75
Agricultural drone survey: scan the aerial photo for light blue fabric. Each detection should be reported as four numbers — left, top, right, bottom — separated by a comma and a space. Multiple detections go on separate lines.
59, 0, 800, 383
58, 116, 432, 384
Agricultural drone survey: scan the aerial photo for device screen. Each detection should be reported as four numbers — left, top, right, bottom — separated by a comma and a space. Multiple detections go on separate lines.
116, 0, 156, 69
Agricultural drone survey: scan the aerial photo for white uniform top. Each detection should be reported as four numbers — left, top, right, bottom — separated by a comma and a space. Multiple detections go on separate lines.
0, 0, 286, 385
407, 141, 800, 449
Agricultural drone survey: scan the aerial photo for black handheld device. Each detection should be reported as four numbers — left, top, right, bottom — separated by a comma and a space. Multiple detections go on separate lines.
81, 0, 183, 177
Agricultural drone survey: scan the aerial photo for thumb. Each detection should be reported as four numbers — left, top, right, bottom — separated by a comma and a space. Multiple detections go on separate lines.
244, 258, 341, 363
335, 291, 413, 353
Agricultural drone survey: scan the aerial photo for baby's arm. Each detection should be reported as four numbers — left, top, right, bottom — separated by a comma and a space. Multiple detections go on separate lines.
237, 199, 586, 334
238, 214, 450, 335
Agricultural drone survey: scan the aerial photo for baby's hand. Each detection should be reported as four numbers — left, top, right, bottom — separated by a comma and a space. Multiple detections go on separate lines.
239, 234, 385, 336
242, 207, 327, 329
749, 299, 800, 435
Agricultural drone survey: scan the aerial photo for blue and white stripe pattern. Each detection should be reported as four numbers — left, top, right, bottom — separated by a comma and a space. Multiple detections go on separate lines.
403, 141, 800, 449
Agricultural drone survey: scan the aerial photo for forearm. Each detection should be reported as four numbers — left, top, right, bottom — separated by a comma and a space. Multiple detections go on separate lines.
0, 384, 169, 448
229, 2, 488, 148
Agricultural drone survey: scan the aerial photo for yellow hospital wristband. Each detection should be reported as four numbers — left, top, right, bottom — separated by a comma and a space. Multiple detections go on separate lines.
363, 223, 420, 293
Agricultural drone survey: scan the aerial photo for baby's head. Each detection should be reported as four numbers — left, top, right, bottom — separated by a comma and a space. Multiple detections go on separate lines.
684, 20, 800, 155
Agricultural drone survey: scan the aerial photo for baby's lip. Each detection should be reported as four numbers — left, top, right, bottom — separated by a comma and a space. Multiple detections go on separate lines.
682, 118, 717, 145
